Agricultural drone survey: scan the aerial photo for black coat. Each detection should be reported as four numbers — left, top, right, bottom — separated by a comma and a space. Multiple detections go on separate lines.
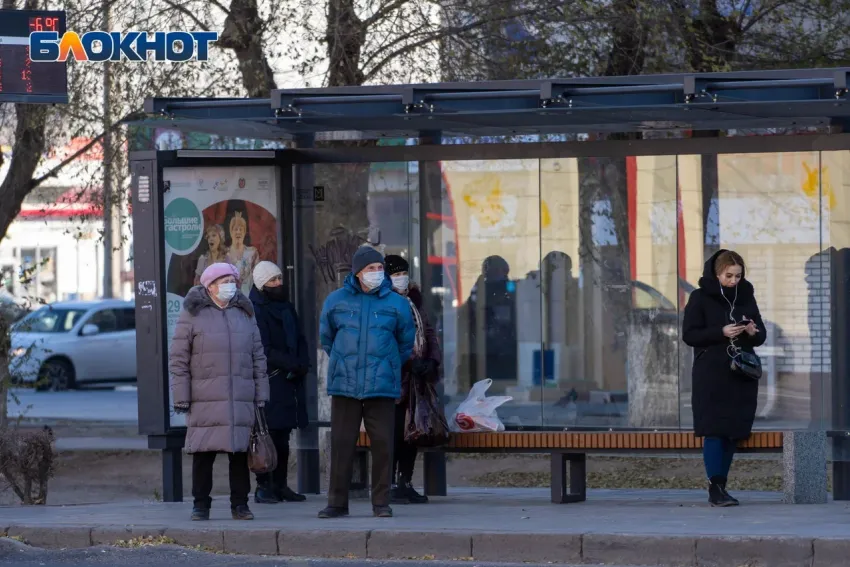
250, 287, 309, 431
399, 285, 442, 405
682, 250, 767, 440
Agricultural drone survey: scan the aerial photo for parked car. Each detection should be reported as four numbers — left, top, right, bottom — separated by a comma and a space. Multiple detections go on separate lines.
0, 292, 31, 324
10, 299, 137, 391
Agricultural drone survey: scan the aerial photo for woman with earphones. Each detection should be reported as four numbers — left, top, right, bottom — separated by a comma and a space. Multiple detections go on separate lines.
682, 249, 766, 507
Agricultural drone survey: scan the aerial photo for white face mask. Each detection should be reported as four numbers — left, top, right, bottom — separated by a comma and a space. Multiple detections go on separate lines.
391, 275, 409, 292
216, 282, 237, 302
360, 271, 385, 290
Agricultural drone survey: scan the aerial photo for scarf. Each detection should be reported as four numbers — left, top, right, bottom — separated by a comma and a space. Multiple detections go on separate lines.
406, 296, 426, 359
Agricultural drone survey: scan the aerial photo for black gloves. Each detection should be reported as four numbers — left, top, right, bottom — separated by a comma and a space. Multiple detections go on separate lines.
286, 366, 309, 380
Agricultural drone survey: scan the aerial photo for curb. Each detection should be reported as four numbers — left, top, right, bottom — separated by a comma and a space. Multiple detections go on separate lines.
0, 526, 842, 566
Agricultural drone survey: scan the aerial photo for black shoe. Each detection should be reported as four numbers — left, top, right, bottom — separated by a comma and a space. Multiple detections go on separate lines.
373, 505, 393, 518
404, 482, 429, 504
719, 482, 740, 506
390, 484, 410, 505
708, 477, 737, 507
318, 506, 349, 519
191, 507, 209, 521
278, 485, 307, 502
255, 485, 281, 504
231, 505, 255, 520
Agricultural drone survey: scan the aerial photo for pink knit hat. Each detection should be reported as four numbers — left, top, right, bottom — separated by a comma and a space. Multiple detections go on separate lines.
200, 263, 239, 289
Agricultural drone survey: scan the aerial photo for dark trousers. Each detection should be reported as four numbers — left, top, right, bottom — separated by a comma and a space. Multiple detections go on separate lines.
192, 451, 250, 509
256, 428, 292, 489
703, 437, 736, 480
328, 395, 395, 508
393, 403, 418, 481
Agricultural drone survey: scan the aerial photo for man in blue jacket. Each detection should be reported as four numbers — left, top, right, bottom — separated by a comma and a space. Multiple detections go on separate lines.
318, 246, 416, 519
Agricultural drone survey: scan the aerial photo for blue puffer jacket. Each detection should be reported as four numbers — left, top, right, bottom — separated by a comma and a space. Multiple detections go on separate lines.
319, 273, 416, 399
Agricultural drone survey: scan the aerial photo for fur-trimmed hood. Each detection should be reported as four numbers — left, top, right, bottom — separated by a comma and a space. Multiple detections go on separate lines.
183, 285, 255, 317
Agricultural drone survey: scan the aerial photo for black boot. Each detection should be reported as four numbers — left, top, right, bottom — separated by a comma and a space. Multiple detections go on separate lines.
254, 483, 281, 504
278, 485, 307, 502
708, 476, 737, 507
390, 482, 410, 505
191, 507, 209, 521
231, 504, 255, 520
391, 474, 429, 504
719, 481, 740, 506
403, 479, 428, 504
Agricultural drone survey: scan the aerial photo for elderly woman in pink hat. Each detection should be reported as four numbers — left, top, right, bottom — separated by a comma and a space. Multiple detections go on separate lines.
169, 262, 269, 522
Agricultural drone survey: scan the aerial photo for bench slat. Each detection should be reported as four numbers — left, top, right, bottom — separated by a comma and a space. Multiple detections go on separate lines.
356, 430, 784, 450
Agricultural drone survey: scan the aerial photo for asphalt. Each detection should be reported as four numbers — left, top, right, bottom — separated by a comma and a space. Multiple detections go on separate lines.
7, 388, 139, 422
0, 539, 632, 567
2, 488, 850, 566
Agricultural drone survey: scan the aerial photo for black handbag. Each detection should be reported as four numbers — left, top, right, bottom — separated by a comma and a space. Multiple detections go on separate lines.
728, 339, 762, 381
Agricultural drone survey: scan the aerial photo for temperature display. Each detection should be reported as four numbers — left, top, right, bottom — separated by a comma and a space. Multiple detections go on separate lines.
0, 9, 67, 103
29, 17, 61, 33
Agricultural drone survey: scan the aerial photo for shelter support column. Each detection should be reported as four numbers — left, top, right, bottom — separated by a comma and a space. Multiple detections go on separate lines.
418, 130, 447, 497
824, 150, 850, 500
130, 154, 182, 502
293, 136, 321, 494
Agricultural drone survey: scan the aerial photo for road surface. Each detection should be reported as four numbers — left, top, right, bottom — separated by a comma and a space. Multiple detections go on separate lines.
6, 386, 808, 431
7, 387, 139, 423
0, 540, 630, 567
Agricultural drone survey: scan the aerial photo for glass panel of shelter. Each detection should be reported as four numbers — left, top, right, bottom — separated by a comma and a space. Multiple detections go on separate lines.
423, 159, 544, 427
310, 161, 415, 426
306, 149, 837, 434
678, 151, 828, 432
539, 156, 680, 429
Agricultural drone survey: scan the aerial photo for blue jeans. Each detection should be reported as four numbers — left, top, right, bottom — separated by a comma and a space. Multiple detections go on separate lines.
703, 437, 736, 481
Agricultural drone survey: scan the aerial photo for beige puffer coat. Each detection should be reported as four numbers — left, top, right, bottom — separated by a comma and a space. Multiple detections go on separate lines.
169, 286, 269, 454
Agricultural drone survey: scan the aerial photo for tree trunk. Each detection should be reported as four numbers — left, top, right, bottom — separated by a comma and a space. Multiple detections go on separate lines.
326, 0, 366, 87
605, 0, 645, 76
0, 107, 48, 431
217, 0, 278, 97
0, 111, 48, 245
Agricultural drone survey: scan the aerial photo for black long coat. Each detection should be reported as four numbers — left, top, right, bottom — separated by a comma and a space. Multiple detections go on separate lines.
398, 285, 442, 405
682, 250, 767, 440
250, 287, 309, 431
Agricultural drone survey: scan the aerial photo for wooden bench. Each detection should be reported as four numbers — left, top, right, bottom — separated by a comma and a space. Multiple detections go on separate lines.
355, 430, 784, 503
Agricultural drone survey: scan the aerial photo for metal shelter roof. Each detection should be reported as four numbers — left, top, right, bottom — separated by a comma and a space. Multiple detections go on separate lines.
137, 68, 850, 140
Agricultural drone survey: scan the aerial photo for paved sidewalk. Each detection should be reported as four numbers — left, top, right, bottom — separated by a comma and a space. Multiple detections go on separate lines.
2, 488, 849, 566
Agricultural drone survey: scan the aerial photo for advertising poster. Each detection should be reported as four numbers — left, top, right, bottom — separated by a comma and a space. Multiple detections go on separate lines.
162, 166, 279, 426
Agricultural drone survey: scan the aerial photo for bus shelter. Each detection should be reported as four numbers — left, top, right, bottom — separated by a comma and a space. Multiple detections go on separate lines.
130, 67, 850, 502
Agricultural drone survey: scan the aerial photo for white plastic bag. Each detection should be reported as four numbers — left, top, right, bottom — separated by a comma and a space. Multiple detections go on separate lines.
449, 379, 513, 433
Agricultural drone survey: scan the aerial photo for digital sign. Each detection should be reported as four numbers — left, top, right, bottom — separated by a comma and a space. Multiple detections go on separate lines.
0, 9, 67, 104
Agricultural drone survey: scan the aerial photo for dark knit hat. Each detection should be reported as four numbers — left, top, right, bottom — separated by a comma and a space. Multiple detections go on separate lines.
351, 246, 384, 276
384, 254, 409, 276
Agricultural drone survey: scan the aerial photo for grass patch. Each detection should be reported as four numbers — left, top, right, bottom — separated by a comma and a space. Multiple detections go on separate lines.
469, 456, 830, 492
114, 535, 177, 549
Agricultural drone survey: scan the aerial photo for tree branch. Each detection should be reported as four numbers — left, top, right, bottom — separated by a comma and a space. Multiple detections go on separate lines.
363, 0, 411, 28
160, 0, 211, 31
741, 0, 794, 33
363, 7, 545, 82
29, 110, 144, 190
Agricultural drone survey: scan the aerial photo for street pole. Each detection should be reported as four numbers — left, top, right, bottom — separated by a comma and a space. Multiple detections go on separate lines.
101, 0, 114, 299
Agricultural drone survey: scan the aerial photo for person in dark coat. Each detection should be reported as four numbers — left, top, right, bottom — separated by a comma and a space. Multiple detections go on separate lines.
682, 249, 766, 507
249, 261, 310, 504
384, 255, 442, 504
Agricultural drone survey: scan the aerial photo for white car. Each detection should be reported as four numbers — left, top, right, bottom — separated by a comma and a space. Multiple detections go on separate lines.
10, 299, 137, 391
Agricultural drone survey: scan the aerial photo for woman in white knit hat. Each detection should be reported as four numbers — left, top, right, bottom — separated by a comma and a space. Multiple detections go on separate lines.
249, 261, 310, 503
